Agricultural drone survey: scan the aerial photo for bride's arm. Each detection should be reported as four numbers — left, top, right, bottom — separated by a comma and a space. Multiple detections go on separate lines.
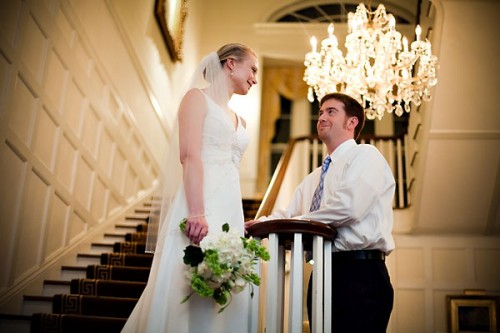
179, 89, 208, 244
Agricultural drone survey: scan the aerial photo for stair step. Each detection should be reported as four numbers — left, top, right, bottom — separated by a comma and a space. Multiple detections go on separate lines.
90, 242, 115, 253
115, 220, 143, 227
86, 265, 150, 282
100, 253, 153, 267
22, 296, 52, 315
31, 313, 127, 333
114, 222, 148, 232
103, 232, 127, 241
0, 314, 31, 333
125, 232, 147, 242
60, 266, 87, 280
70, 279, 146, 298
52, 294, 138, 318
125, 216, 148, 222
127, 210, 150, 216
114, 222, 139, 229
136, 223, 148, 232
43, 280, 71, 296
113, 242, 146, 254
76, 253, 101, 265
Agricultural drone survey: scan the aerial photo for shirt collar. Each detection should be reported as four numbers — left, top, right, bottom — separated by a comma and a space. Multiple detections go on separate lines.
328, 139, 356, 164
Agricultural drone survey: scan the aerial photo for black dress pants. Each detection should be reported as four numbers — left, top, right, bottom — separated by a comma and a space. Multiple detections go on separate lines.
307, 257, 393, 333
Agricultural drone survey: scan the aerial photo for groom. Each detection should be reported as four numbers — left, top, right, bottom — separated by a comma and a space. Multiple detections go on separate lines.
246, 92, 395, 332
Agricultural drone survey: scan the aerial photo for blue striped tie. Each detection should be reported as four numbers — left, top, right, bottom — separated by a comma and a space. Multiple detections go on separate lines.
310, 156, 331, 212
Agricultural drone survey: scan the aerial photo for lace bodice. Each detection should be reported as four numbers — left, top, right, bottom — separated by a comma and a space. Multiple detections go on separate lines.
202, 95, 249, 167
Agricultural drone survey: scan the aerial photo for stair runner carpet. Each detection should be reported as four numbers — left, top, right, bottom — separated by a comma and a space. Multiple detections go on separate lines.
30, 207, 153, 333
30, 198, 260, 332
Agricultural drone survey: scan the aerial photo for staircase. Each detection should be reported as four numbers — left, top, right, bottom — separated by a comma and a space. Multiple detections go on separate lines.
242, 198, 261, 221
0, 198, 261, 333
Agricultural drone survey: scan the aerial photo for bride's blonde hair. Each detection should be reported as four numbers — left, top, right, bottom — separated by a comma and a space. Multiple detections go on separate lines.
217, 43, 256, 66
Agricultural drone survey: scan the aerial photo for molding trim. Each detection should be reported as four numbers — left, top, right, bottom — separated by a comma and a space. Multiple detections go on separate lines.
428, 130, 500, 140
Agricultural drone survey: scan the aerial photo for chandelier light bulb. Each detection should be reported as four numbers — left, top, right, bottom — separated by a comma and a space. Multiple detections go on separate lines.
415, 25, 422, 41
328, 23, 334, 36
389, 16, 395, 30
310, 36, 317, 53
303, 3, 439, 120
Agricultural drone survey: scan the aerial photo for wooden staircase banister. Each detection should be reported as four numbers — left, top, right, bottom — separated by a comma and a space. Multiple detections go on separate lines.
246, 219, 336, 333
255, 135, 317, 219
246, 218, 336, 247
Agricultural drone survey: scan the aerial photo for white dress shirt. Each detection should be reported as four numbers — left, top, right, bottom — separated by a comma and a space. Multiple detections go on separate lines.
259, 139, 396, 253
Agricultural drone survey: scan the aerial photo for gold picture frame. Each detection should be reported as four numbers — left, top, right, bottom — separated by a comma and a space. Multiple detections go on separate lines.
447, 295, 498, 333
154, 0, 187, 62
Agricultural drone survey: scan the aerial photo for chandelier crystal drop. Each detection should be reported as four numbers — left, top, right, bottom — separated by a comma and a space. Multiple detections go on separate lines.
303, 3, 438, 120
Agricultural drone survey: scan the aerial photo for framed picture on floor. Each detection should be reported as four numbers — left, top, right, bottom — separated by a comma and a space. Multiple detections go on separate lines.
447, 294, 498, 333
155, 0, 187, 62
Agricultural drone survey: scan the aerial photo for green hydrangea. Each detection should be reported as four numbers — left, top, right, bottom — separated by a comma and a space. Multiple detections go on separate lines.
180, 220, 270, 313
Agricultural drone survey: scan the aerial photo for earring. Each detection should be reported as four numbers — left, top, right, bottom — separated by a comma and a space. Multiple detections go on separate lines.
230, 71, 234, 76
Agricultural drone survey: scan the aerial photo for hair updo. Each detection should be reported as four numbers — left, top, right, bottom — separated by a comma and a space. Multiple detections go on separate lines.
217, 43, 256, 66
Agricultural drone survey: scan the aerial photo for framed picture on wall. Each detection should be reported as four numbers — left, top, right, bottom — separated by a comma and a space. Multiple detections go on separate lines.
447, 294, 499, 333
155, 0, 187, 62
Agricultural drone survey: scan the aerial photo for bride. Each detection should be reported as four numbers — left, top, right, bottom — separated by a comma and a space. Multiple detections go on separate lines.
121, 43, 259, 332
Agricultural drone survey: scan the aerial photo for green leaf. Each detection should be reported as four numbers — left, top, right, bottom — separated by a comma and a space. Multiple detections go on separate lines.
179, 218, 187, 232
222, 223, 229, 233
180, 292, 194, 304
183, 245, 203, 266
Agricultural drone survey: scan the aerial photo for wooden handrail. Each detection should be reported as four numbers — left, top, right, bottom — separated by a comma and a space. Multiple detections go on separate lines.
246, 218, 336, 250
255, 135, 314, 218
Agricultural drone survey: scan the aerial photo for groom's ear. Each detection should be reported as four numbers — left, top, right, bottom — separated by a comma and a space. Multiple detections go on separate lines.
348, 116, 358, 129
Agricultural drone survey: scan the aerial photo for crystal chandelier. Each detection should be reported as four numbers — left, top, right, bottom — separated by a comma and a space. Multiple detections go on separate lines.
303, 3, 438, 120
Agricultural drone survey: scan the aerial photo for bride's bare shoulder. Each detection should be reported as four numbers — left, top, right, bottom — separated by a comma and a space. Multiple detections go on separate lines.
180, 89, 206, 112
183, 88, 205, 100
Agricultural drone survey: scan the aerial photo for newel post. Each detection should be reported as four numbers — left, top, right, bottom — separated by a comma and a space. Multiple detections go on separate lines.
247, 219, 336, 333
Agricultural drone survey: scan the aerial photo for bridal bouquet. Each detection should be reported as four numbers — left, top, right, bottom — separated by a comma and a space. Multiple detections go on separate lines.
179, 219, 270, 312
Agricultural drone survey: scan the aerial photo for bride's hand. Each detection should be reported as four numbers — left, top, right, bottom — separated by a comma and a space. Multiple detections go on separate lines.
186, 215, 208, 244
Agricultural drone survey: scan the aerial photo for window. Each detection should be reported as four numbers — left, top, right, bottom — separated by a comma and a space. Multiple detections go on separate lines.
271, 3, 410, 24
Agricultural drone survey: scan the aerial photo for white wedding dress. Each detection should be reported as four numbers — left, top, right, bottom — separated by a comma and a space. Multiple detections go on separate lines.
122, 92, 251, 333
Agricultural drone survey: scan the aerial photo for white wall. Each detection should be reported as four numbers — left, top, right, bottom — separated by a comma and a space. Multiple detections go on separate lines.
0, 0, 203, 311
389, 235, 500, 332
412, 0, 500, 235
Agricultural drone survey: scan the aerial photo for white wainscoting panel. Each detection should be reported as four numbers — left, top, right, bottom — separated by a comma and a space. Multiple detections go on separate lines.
390, 235, 500, 333
0, 0, 159, 306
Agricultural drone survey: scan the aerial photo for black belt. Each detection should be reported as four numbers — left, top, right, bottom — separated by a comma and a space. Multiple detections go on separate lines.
332, 250, 385, 261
